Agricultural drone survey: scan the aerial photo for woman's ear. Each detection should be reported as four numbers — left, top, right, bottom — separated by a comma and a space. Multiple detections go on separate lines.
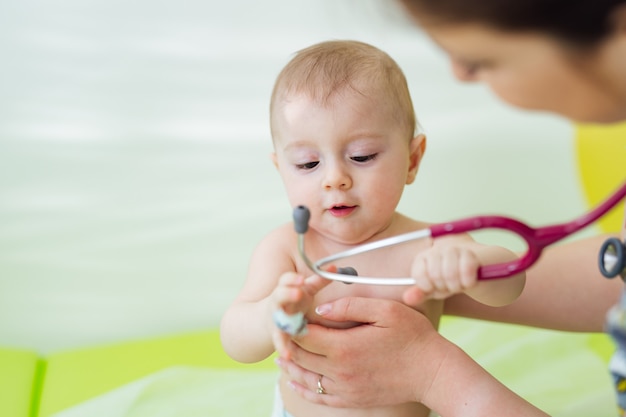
406, 134, 426, 185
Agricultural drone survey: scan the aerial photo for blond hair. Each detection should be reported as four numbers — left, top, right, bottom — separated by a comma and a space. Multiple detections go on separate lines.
270, 40, 417, 140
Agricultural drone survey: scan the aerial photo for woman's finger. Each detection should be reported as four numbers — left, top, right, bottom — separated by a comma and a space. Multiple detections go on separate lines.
276, 357, 348, 407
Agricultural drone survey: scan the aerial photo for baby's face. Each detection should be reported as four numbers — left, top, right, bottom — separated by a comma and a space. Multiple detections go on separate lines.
271, 90, 422, 245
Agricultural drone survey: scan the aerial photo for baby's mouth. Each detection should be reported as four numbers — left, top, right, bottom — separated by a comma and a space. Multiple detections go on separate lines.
329, 205, 357, 217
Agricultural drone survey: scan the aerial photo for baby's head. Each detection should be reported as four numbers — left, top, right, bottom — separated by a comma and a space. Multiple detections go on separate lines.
269, 40, 426, 245
270, 40, 417, 143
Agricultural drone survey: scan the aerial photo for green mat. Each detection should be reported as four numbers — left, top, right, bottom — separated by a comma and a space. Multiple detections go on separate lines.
0, 322, 617, 417
0, 347, 42, 417
0, 329, 275, 417
49, 367, 277, 417
440, 318, 616, 416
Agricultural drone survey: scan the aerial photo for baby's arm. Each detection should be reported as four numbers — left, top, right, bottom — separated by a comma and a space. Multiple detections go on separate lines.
219, 230, 292, 363
407, 236, 525, 307
269, 270, 332, 359
220, 226, 329, 363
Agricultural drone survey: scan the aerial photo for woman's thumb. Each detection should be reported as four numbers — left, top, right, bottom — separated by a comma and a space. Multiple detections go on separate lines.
315, 297, 384, 323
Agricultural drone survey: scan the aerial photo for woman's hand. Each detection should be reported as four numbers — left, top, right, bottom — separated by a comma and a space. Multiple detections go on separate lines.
275, 296, 549, 416
275, 297, 441, 408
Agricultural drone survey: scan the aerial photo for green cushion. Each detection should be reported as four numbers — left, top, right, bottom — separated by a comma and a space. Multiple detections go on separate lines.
38, 330, 274, 417
0, 347, 41, 417
440, 317, 616, 416
49, 367, 277, 417
4, 324, 614, 417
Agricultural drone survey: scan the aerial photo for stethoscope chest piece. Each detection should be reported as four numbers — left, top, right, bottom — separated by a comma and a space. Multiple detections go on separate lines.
599, 237, 626, 280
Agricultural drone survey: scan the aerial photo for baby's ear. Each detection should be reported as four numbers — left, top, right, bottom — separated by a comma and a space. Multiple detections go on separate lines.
406, 134, 427, 185
270, 152, 279, 169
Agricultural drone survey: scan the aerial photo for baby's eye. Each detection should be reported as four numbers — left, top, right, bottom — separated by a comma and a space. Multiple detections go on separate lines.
296, 161, 319, 170
351, 154, 377, 163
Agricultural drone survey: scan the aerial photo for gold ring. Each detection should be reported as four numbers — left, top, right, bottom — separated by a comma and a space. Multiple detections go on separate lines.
317, 375, 326, 394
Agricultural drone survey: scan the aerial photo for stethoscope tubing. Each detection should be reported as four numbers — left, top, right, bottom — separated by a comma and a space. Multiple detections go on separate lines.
297, 230, 430, 285
295, 178, 626, 285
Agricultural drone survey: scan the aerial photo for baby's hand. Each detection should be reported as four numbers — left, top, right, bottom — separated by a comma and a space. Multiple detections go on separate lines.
270, 272, 330, 358
407, 245, 480, 304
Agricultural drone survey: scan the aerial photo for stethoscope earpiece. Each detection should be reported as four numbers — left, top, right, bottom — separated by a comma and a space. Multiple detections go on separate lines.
293, 205, 360, 284
599, 237, 626, 280
293, 205, 311, 234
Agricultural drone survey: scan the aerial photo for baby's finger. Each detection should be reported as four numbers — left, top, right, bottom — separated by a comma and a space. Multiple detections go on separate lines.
272, 327, 291, 359
441, 249, 462, 294
425, 253, 447, 292
304, 274, 333, 295
278, 272, 305, 287
273, 286, 304, 311
413, 274, 435, 295
410, 258, 435, 293
459, 252, 480, 289
402, 285, 428, 306
405, 272, 437, 305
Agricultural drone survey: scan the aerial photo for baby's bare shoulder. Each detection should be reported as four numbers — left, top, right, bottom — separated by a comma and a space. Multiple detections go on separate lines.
396, 213, 474, 246
250, 222, 297, 261
393, 212, 431, 232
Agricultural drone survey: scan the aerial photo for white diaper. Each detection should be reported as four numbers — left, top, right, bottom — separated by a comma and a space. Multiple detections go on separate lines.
270, 384, 295, 417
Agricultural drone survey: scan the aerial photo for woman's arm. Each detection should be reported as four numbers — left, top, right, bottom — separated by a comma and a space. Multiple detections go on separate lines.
278, 297, 548, 416
443, 234, 622, 331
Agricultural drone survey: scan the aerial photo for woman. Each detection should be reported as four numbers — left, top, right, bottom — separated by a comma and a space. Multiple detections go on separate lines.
274, 1, 626, 416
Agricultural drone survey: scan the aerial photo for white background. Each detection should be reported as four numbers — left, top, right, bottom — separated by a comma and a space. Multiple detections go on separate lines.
0, 0, 589, 353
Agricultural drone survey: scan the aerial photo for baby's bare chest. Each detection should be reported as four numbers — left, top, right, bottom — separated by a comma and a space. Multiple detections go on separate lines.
298, 244, 441, 328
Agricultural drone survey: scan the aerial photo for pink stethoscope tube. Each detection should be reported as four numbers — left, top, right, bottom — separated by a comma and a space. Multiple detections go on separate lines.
294, 179, 626, 285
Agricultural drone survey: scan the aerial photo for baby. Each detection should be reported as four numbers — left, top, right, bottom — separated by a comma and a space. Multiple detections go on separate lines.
220, 40, 525, 417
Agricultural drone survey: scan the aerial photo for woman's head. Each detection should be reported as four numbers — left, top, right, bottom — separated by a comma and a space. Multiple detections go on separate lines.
398, 0, 626, 123
399, 0, 625, 47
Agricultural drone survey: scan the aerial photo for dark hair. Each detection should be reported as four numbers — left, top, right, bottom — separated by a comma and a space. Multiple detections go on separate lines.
399, 0, 626, 46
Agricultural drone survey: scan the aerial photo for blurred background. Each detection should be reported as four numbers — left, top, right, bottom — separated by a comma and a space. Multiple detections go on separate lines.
0, 0, 591, 355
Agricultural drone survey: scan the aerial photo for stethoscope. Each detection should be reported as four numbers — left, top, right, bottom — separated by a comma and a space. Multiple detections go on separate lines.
600, 236, 626, 280
293, 179, 626, 285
